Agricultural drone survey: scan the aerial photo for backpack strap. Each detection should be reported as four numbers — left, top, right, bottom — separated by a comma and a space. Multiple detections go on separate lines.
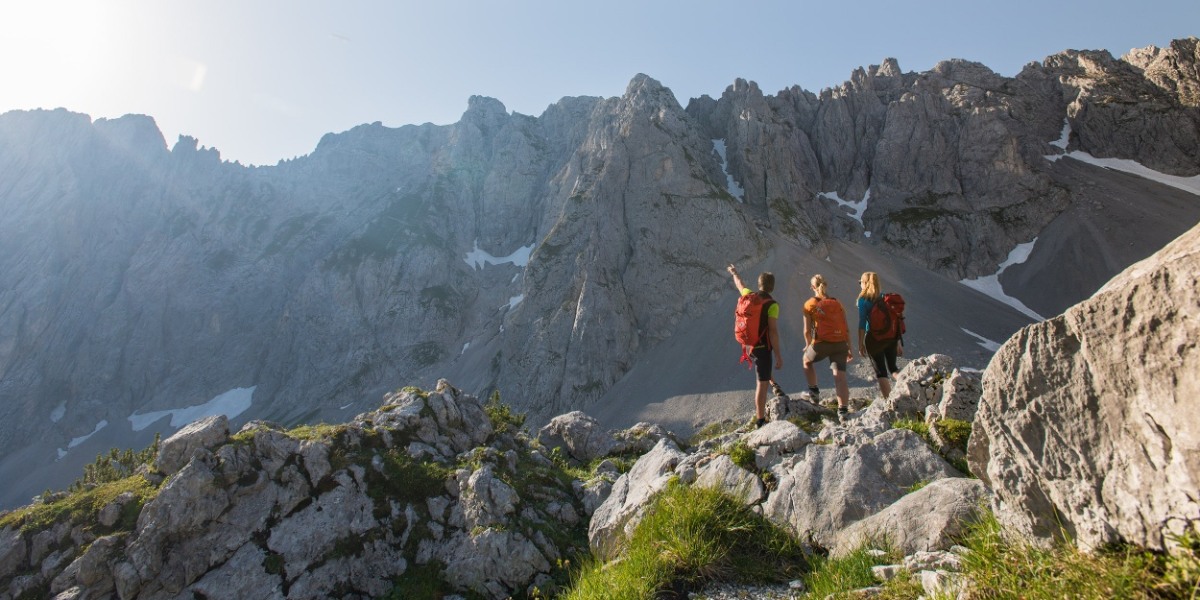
758, 293, 776, 351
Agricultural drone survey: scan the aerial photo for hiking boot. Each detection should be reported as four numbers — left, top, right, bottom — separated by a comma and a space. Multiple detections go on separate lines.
800, 391, 819, 405
837, 407, 849, 423
755, 417, 767, 429
770, 382, 786, 398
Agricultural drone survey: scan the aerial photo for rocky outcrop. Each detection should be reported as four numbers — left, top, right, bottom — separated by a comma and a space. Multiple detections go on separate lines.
0, 383, 593, 600
587, 366, 986, 560
968, 221, 1200, 551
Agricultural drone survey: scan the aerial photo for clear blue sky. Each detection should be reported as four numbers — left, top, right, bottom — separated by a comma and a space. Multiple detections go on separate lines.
1, 0, 1195, 166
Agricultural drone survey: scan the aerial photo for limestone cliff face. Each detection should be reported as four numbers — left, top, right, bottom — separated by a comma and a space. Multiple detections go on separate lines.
968, 219, 1200, 552
2, 39, 1199, 507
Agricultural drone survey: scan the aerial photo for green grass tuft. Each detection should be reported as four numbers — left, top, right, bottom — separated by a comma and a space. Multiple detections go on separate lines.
955, 511, 1165, 599
484, 390, 525, 435
803, 545, 897, 598
561, 481, 808, 599
726, 439, 756, 472
0, 475, 157, 534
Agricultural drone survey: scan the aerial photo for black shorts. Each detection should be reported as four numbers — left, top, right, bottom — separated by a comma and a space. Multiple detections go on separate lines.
752, 346, 773, 382
866, 337, 900, 379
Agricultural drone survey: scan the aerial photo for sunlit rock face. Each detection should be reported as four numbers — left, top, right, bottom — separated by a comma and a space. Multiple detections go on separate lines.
969, 220, 1200, 552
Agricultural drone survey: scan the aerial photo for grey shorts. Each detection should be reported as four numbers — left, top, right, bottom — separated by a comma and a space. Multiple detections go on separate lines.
804, 341, 850, 371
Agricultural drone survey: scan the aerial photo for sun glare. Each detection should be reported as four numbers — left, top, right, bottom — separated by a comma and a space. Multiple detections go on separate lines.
0, 2, 123, 108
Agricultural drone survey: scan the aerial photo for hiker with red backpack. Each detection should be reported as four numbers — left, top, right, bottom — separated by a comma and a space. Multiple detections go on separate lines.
728, 264, 781, 428
857, 271, 905, 399
801, 274, 853, 421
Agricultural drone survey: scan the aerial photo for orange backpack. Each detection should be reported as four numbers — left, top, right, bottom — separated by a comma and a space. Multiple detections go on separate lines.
810, 297, 848, 343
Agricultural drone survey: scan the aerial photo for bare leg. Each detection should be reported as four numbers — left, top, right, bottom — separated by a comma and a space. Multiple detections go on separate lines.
833, 369, 850, 409
754, 380, 769, 421
876, 377, 892, 399
803, 360, 817, 388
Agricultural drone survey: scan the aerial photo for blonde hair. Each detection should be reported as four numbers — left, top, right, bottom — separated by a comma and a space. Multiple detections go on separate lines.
810, 274, 828, 298
859, 272, 881, 301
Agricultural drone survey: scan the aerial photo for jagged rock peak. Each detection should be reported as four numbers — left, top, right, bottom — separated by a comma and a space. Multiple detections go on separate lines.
1123, 36, 1200, 106
623, 73, 682, 108
463, 94, 509, 124
729, 78, 762, 95
169, 134, 221, 162
93, 114, 167, 156
871, 57, 903, 78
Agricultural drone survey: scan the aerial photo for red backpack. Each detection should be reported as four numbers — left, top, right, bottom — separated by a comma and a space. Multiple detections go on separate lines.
811, 297, 848, 343
734, 292, 775, 362
867, 293, 906, 341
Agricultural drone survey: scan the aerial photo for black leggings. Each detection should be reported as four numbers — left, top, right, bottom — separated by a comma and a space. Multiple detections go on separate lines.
867, 338, 899, 379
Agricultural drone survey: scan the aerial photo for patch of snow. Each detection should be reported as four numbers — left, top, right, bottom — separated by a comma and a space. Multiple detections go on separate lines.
56, 420, 109, 461
1046, 120, 1200, 196
129, 386, 255, 432
506, 295, 524, 310
712, 139, 745, 203
511, 273, 520, 284
961, 329, 1002, 352
50, 403, 66, 423
464, 240, 535, 270
864, 231, 872, 238
820, 189, 869, 224
960, 239, 1044, 321
461, 342, 471, 355
340, 402, 354, 410
1050, 119, 1070, 150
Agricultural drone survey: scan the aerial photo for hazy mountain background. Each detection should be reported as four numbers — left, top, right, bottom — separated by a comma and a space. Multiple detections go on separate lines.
1, 38, 1198, 509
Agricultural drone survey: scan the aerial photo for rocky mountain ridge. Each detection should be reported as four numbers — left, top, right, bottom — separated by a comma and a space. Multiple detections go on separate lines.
2, 38, 1199, 509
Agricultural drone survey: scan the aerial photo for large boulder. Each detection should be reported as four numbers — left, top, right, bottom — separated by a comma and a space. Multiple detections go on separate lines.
969, 221, 1200, 551
537, 411, 616, 463
587, 439, 686, 559
763, 428, 960, 549
156, 415, 230, 475
832, 477, 990, 557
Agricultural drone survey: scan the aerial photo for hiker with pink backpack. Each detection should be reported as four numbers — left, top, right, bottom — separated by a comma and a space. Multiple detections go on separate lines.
727, 264, 782, 428
856, 271, 906, 399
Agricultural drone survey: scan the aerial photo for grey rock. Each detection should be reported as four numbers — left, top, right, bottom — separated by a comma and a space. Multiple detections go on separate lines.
919, 569, 965, 599
588, 438, 686, 559
458, 465, 520, 529
763, 428, 959, 548
743, 420, 811, 470
28, 522, 67, 567
536, 411, 616, 463
267, 467, 377, 575
96, 492, 136, 529
611, 422, 676, 456
904, 549, 964, 573
933, 369, 983, 422
871, 564, 904, 582
694, 454, 766, 505
184, 543, 284, 599
432, 529, 552, 600
156, 415, 230, 475
969, 220, 1200, 551
832, 478, 990, 557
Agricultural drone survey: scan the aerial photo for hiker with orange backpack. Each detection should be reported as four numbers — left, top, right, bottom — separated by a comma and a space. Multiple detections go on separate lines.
801, 274, 853, 421
728, 264, 781, 428
856, 271, 905, 399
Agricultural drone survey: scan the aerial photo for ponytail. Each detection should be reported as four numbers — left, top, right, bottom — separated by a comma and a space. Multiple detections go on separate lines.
810, 274, 828, 298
